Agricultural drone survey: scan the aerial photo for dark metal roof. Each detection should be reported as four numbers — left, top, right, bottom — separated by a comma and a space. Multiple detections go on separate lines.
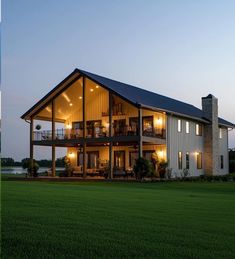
77, 69, 235, 128
21, 68, 235, 128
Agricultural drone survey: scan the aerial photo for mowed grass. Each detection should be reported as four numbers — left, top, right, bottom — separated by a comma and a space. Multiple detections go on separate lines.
2, 180, 235, 259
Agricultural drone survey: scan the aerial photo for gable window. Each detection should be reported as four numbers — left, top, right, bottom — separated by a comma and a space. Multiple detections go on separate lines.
196, 124, 202, 136
196, 152, 202, 169
219, 128, 223, 139
186, 152, 190, 169
220, 155, 224, 169
178, 151, 182, 169
178, 119, 182, 132
186, 121, 190, 134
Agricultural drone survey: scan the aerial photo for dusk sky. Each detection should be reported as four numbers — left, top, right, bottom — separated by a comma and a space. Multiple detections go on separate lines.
2, 0, 235, 161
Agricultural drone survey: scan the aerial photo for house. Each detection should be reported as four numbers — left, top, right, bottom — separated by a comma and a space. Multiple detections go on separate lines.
21, 69, 235, 178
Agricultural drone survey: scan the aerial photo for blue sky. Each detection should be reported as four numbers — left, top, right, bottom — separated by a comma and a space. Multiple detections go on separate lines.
2, 0, 235, 161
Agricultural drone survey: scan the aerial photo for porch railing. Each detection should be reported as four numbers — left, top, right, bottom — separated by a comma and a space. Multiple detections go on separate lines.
33, 127, 166, 141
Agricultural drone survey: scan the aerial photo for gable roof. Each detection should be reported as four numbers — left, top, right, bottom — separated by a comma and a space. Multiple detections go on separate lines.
21, 68, 235, 128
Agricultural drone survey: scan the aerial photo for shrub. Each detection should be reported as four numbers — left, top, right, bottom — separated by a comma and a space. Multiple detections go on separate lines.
63, 156, 74, 177
22, 158, 39, 177
133, 157, 154, 180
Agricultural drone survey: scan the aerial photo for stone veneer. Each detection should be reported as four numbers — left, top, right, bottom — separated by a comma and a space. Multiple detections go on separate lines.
202, 94, 219, 175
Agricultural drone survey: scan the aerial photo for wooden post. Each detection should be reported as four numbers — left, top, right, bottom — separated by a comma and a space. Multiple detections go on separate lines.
109, 92, 113, 179
83, 77, 87, 178
52, 100, 56, 177
30, 117, 34, 167
138, 107, 143, 158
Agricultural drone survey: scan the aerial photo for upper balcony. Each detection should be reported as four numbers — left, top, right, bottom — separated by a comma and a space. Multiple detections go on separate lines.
31, 75, 166, 144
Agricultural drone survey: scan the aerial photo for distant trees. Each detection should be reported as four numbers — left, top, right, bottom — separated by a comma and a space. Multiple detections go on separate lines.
1, 157, 66, 167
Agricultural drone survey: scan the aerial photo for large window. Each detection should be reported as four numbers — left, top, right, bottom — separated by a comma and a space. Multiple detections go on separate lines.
178, 119, 182, 132
220, 155, 224, 169
196, 152, 202, 169
186, 152, 190, 169
143, 116, 154, 136
186, 121, 190, 134
113, 119, 126, 136
78, 151, 99, 168
114, 151, 125, 170
129, 151, 138, 168
178, 151, 182, 169
196, 124, 202, 136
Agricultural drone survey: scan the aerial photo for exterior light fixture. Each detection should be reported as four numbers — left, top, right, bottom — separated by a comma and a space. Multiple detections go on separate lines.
66, 123, 72, 129
79, 96, 82, 99
68, 152, 75, 158
96, 85, 99, 89
156, 117, 163, 126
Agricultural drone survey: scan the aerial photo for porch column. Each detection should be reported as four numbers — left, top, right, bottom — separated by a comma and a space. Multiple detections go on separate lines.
109, 92, 113, 179
30, 117, 34, 166
138, 107, 143, 158
52, 100, 56, 177
82, 77, 87, 178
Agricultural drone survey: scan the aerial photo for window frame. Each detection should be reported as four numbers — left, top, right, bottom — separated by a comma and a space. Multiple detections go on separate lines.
186, 121, 190, 134
178, 119, 182, 133
196, 123, 202, 136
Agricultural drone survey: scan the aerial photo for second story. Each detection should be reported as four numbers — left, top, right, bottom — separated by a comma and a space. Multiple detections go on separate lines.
21, 69, 234, 146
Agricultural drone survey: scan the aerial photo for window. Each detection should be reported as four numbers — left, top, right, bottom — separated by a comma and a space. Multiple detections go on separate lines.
129, 151, 138, 167
220, 155, 224, 169
77, 151, 99, 169
186, 152, 190, 169
178, 119, 182, 132
143, 116, 154, 136
186, 121, 190, 134
219, 128, 223, 139
114, 151, 125, 170
196, 152, 202, 169
178, 151, 182, 169
196, 124, 202, 136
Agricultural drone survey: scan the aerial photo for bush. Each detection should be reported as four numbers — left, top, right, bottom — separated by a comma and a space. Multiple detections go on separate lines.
22, 158, 39, 177
133, 157, 154, 180
229, 160, 235, 173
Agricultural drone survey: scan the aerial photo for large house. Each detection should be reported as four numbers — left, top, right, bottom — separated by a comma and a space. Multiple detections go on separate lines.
21, 69, 234, 178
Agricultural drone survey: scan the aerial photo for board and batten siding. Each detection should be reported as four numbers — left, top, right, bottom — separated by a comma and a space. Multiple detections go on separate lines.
218, 127, 229, 175
167, 115, 204, 177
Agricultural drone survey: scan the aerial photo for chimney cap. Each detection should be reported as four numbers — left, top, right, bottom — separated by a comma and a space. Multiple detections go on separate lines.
202, 94, 216, 99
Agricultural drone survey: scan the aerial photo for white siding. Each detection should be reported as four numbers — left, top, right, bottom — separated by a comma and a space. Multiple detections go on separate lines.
218, 127, 229, 175
167, 115, 204, 177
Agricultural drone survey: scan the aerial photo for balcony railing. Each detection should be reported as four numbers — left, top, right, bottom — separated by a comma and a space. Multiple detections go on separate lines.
33, 127, 166, 141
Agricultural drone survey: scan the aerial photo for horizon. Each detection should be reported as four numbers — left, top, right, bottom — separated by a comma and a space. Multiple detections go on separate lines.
2, 0, 235, 160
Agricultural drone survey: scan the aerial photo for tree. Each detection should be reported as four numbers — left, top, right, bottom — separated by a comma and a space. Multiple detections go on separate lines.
22, 158, 39, 177
1, 157, 15, 166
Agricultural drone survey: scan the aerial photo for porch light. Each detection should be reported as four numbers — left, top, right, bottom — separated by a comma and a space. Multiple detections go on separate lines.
68, 152, 75, 158
155, 117, 163, 126
90, 88, 94, 92
66, 123, 72, 129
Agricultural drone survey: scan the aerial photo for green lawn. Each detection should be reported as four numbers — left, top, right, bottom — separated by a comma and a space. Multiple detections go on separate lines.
2, 180, 235, 259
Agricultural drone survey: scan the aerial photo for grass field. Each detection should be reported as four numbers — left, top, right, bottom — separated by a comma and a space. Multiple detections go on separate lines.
2, 180, 235, 258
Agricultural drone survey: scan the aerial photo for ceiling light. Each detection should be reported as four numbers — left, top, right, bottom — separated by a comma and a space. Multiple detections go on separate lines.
96, 85, 99, 89
79, 96, 82, 99
69, 103, 73, 106
90, 89, 94, 92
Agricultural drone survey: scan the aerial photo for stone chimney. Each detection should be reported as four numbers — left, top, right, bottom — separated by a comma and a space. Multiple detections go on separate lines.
201, 94, 219, 175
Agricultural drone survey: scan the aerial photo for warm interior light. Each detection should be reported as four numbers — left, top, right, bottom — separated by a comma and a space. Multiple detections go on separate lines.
66, 123, 72, 129
79, 96, 82, 99
158, 150, 164, 159
155, 117, 163, 126
90, 89, 94, 92
62, 93, 70, 102
69, 103, 73, 106
68, 152, 75, 158
195, 152, 199, 156
46, 106, 52, 112
96, 85, 99, 89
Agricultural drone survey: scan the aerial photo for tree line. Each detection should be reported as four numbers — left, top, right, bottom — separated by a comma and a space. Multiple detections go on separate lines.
1, 157, 66, 167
